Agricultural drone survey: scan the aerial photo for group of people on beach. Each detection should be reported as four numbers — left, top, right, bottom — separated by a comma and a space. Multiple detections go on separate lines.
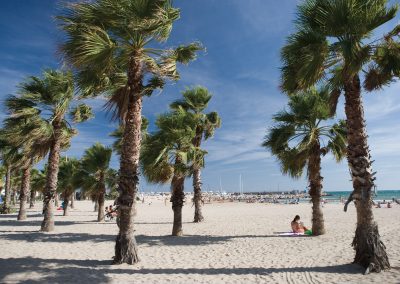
375, 200, 392, 208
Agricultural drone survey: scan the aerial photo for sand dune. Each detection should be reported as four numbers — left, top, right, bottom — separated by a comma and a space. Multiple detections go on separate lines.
0, 199, 399, 283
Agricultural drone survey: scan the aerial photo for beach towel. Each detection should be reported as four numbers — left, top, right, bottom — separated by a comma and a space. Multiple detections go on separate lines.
277, 232, 305, 236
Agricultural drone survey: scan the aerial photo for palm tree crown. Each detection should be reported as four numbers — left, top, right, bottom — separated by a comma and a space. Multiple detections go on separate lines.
281, 0, 399, 96
141, 109, 199, 184
263, 88, 346, 177
58, 0, 202, 118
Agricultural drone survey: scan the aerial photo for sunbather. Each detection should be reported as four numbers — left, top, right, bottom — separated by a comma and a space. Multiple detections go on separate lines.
291, 215, 309, 234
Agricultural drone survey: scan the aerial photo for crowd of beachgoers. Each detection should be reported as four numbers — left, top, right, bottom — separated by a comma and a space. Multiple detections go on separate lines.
135, 191, 400, 207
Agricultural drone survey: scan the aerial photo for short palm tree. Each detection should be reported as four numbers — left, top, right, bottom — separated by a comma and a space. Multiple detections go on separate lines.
263, 88, 347, 235
29, 169, 39, 209
280, 0, 398, 272
141, 110, 201, 236
0, 139, 19, 211
57, 157, 80, 216
75, 143, 113, 222
0, 111, 52, 220
30, 168, 47, 209
171, 87, 221, 222
110, 117, 149, 156
11, 70, 92, 231
58, 0, 202, 264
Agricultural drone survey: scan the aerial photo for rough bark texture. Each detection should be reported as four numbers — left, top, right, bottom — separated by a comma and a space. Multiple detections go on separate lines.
171, 173, 185, 236
192, 129, 204, 223
113, 53, 142, 265
193, 168, 203, 223
29, 190, 35, 209
63, 194, 70, 216
17, 164, 31, 221
41, 120, 63, 232
344, 74, 390, 273
97, 172, 106, 222
308, 143, 325, 236
4, 166, 11, 208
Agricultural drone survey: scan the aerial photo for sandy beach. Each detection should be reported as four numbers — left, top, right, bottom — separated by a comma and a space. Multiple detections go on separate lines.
0, 199, 399, 283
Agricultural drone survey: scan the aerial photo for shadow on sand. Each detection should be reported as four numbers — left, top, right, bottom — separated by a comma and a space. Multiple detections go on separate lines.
0, 232, 114, 243
0, 257, 365, 283
0, 232, 312, 244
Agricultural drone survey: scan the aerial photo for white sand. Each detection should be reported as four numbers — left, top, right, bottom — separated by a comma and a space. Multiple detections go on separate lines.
0, 199, 399, 283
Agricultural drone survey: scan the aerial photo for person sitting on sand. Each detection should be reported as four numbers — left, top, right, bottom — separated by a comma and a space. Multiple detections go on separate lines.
291, 215, 309, 234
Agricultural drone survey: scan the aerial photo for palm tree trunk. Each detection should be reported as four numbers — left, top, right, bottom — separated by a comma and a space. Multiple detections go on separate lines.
63, 193, 70, 216
192, 130, 204, 223
11, 187, 16, 205
308, 143, 325, 236
55, 194, 59, 208
70, 193, 75, 209
193, 168, 204, 223
97, 172, 106, 222
4, 165, 11, 208
344, 74, 389, 273
41, 120, 63, 232
171, 174, 185, 236
113, 54, 142, 265
17, 163, 31, 221
29, 190, 35, 208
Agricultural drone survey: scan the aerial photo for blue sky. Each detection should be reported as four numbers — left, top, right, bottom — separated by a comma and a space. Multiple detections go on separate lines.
1, 1, 400, 192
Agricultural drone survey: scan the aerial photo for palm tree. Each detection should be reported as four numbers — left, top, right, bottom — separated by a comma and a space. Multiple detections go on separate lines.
141, 110, 201, 236
58, 0, 202, 264
75, 143, 113, 222
170, 87, 221, 222
280, 0, 398, 272
10, 70, 92, 230
28, 169, 37, 209
110, 117, 149, 156
0, 112, 50, 220
57, 157, 80, 216
0, 140, 19, 212
263, 88, 346, 235
30, 168, 47, 209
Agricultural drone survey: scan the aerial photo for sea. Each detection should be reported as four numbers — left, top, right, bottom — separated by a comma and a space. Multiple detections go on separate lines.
324, 190, 400, 202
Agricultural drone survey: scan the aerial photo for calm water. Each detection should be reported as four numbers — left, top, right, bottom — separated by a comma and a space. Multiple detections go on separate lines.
325, 190, 400, 201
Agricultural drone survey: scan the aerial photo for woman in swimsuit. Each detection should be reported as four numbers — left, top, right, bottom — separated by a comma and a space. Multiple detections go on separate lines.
291, 215, 308, 233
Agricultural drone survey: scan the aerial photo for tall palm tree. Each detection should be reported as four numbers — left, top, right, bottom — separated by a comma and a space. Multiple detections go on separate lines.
57, 157, 80, 216
141, 110, 201, 236
75, 143, 113, 222
263, 88, 347, 235
11, 70, 92, 230
170, 87, 221, 222
280, 0, 398, 272
58, 0, 202, 264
